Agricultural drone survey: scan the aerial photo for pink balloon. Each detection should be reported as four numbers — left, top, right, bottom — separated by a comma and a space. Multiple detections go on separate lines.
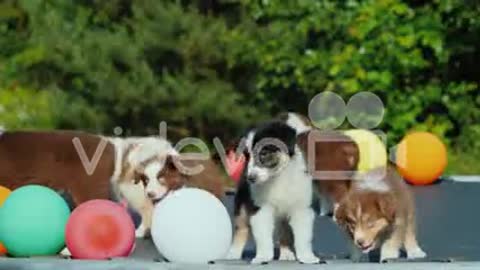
225, 151, 246, 184
65, 200, 135, 260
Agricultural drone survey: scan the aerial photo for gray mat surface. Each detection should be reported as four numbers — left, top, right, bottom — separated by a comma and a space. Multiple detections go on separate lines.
1, 179, 479, 269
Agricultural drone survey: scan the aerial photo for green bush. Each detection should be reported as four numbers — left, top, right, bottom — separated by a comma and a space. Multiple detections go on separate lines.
0, 0, 258, 140
225, 0, 479, 142
0, 87, 57, 129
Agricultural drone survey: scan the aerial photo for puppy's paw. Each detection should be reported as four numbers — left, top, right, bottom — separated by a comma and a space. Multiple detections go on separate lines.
380, 247, 400, 262
319, 208, 330, 217
224, 247, 243, 260
278, 247, 296, 261
251, 253, 274, 264
135, 225, 147, 238
296, 252, 321, 264
59, 247, 71, 257
407, 247, 427, 259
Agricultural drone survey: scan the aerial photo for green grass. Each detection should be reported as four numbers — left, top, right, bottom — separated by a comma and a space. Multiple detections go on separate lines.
445, 148, 480, 175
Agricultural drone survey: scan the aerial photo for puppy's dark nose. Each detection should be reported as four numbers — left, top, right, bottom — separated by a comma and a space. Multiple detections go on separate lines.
247, 175, 256, 183
147, 192, 157, 199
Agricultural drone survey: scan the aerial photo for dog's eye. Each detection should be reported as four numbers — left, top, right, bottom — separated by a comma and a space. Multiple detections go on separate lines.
259, 152, 269, 163
345, 216, 356, 224
258, 151, 279, 168
346, 222, 355, 233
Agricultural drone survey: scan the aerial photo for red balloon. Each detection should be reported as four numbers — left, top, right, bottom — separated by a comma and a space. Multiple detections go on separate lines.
65, 200, 135, 259
225, 150, 246, 184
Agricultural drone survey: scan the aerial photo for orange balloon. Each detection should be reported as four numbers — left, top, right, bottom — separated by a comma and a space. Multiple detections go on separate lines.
0, 243, 6, 255
0, 185, 11, 255
396, 132, 447, 185
0, 186, 11, 206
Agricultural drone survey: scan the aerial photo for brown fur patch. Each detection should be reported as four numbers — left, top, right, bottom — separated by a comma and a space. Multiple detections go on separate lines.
0, 131, 115, 206
297, 129, 359, 203
118, 143, 140, 184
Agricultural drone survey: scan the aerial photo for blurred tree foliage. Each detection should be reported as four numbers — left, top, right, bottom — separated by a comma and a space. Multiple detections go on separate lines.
0, 87, 58, 129
0, 0, 479, 167
0, 0, 258, 141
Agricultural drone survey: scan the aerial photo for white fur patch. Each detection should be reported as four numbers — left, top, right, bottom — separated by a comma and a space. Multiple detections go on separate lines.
144, 163, 169, 200
250, 146, 313, 213
247, 162, 270, 183
60, 247, 71, 257
250, 205, 275, 264
289, 208, 319, 263
354, 168, 390, 192
285, 112, 311, 134
245, 131, 254, 152
118, 182, 145, 210
105, 137, 126, 184
126, 137, 176, 166
278, 246, 296, 261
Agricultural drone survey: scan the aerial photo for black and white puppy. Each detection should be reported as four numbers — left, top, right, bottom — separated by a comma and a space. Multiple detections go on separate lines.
227, 118, 318, 264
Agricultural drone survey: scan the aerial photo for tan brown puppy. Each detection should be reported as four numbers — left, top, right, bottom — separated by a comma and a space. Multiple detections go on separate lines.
334, 164, 426, 262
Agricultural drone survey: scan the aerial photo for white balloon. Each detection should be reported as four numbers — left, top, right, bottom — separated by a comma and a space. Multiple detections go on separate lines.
151, 188, 232, 264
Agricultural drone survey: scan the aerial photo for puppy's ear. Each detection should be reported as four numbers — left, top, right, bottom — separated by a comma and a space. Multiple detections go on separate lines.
332, 203, 341, 223
333, 202, 346, 224
376, 194, 396, 223
164, 154, 178, 170
120, 160, 138, 184
125, 143, 142, 166
296, 131, 309, 155
133, 169, 143, 185
161, 154, 185, 190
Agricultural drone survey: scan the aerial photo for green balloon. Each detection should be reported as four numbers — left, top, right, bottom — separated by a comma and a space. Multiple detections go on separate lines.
0, 185, 70, 257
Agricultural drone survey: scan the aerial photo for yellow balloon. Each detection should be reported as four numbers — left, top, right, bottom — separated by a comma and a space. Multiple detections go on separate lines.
344, 129, 387, 172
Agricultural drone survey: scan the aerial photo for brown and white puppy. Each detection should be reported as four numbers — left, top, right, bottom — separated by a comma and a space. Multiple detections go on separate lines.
135, 155, 226, 201
119, 145, 226, 237
334, 164, 427, 262
109, 136, 179, 238
0, 130, 179, 239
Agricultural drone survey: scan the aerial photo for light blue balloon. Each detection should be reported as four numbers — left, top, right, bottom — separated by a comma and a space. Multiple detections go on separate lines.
0, 185, 70, 257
